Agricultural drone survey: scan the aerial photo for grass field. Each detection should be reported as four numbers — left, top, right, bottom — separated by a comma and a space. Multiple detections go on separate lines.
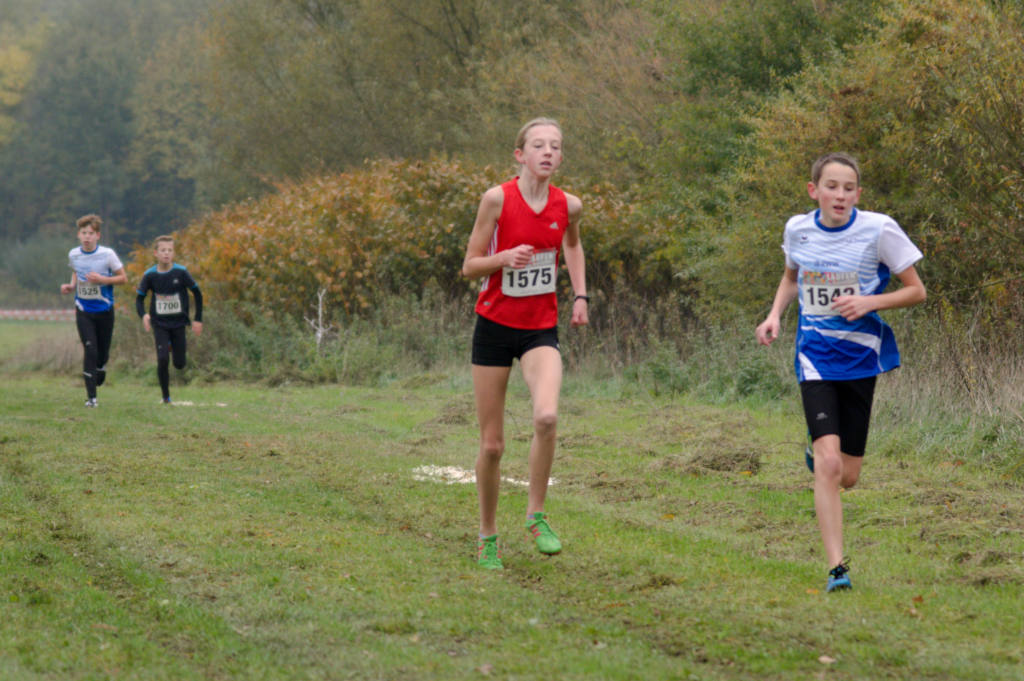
0, 319, 79, 365
1, 323, 1022, 680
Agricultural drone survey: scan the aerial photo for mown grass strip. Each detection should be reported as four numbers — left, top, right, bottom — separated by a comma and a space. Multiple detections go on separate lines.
1, 373, 1021, 680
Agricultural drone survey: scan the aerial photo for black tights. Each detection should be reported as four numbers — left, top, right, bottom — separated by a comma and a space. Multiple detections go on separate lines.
75, 308, 115, 399
154, 325, 188, 399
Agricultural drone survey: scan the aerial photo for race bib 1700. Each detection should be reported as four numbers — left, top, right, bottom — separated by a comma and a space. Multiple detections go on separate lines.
801, 271, 858, 316
76, 281, 103, 300
501, 248, 557, 298
155, 293, 183, 315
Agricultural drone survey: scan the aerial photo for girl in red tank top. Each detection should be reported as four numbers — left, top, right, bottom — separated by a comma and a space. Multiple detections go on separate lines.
461, 118, 589, 569
474, 178, 568, 329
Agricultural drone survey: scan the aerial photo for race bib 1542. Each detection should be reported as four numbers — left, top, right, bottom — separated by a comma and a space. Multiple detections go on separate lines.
801, 271, 858, 316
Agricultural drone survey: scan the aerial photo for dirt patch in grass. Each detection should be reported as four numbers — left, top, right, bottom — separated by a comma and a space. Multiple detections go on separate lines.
587, 473, 656, 503
654, 449, 761, 475
558, 431, 611, 452
335, 404, 369, 415
960, 567, 1023, 586
432, 396, 474, 426
642, 406, 765, 475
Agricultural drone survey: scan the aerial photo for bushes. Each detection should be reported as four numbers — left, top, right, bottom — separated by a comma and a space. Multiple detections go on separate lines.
693, 0, 1024, 321
124, 156, 685, 336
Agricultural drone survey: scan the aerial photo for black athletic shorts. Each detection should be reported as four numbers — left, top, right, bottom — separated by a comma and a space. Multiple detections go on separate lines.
471, 314, 559, 367
800, 376, 877, 457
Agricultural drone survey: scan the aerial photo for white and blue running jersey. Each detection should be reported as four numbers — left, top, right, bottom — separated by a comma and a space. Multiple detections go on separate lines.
68, 245, 124, 313
782, 208, 922, 382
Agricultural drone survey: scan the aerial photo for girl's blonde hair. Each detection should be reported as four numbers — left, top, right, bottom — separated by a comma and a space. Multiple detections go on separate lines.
515, 117, 562, 150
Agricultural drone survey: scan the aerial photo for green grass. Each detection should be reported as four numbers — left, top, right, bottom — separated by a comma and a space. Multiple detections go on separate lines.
0, 320, 78, 364
1, 364, 1022, 680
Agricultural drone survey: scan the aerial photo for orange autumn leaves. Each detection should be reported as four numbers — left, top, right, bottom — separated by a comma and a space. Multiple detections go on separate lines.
126, 157, 670, 322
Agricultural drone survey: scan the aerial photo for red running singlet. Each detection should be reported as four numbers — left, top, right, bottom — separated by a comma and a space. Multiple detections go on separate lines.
474, 178, 569, 329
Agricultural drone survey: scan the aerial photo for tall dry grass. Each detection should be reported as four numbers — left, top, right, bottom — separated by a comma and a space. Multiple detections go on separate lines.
5, 291, 1022, 478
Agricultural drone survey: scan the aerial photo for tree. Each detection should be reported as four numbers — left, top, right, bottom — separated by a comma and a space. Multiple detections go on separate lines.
0, 0, 210, 246
692, 0, 1024, 320
192, 0, 670, 190
0, 3, 50, 151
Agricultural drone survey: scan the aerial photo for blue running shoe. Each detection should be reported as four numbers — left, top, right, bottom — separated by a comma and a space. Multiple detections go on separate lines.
827, 560, 851, 592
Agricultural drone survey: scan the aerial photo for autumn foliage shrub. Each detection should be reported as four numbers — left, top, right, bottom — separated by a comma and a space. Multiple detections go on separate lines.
125, 157, 680, 331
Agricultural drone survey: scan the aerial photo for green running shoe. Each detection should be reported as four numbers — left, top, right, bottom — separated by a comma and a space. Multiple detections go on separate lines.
525, 512, 562, 555
477, 534, 503, 570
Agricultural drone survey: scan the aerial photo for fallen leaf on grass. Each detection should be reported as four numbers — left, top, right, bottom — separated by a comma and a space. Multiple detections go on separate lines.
818, 655, 836, 664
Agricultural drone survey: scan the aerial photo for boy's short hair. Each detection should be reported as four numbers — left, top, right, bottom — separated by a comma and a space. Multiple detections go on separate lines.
76, 214, 102, 232
153, 235, 174, 248
811, 152, 861, 185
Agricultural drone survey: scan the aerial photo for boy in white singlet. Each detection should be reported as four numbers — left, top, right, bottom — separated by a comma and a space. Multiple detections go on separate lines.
60, 214, 127, 407
756, 153, 926, 592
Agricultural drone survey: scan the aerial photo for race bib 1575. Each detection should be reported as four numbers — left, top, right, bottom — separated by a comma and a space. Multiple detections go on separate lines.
501, 249, 557, 298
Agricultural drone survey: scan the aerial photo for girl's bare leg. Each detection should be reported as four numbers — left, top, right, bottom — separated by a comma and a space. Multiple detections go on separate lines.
473, 364, 511, 536
519, 346, 563, 516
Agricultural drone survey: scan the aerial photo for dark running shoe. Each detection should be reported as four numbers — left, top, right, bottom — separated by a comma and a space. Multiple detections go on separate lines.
827, 559, 852, 592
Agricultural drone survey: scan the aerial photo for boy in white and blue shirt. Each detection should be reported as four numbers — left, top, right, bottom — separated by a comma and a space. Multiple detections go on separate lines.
60, 214, 127, 407
756, 153, 926, 592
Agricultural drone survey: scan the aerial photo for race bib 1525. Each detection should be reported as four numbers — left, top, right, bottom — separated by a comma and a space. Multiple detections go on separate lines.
76, 281, 103, 300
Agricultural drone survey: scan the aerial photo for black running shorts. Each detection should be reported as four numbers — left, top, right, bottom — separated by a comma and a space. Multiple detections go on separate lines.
471, 314, 559, 367
799, 376, 877, 457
